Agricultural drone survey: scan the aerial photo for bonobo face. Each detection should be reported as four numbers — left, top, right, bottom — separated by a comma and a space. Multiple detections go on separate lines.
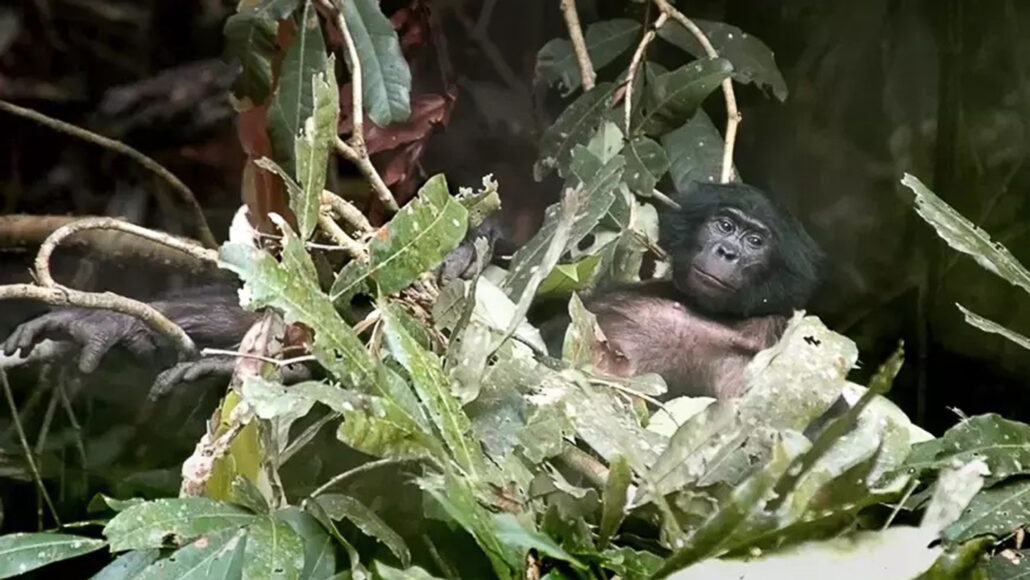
676, 208, 771, 304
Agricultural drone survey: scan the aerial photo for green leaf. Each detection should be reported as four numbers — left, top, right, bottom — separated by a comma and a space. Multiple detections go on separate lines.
907, 413, 1030, 486
222, 0, 300, 103
987, 548, 1030, 579
505, 153, 624, 301
89, 549, 161, 580
586, 120, 625, 163
902, 173, 1030, 294
534, 83, 615, 180
662, 109, 730, 191
599, 455, 632, 548
381, 304, 486, 477
536, 19, 641, 95
267, 0, 328, 175
292, 54, 339, 240
537, 254, 604, 297
658, 19, 788, 101
0, 533, 106, 579
491, 513, 586, 569
219, 236, 379, 390
943, 478, 1030, 542
334, 394, 441, 460
958, 304, 1030, 350
341, 0, 412, 126
367, 174, 468, 295
276, 507, 337, 580
242, 514, 305, 580
135, 529, 246, 580
374, 562, 446, 580
457, 175, 501, 228
640, 58, 733, 136
562, 293, 603, 367
624, 136, 670, 195
315, 494, 410, 566
103, 497, 257, 552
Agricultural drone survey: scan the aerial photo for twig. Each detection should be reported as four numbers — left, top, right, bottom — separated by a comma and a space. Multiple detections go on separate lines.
652, 0, 740, 183
650, 188, 681, 210
320, 0, 399, 213
556, 444, 608, 488
322, 190, 373, 232
624, 13, 668, 133
200, 348, 316, 368
0, 100, 217, 248
307, 457, 408, 499
319, 212, 368, 261
560, 0, 596, 91
1, 370, 61, 527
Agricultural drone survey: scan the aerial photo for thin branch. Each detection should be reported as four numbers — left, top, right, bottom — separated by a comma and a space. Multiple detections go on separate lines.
624, 13, 668, 133
320, 0, 399, 213
1, 370, 61, 527
0, 100, 217, 248
307, 457, 409, 499
652, 0, 740, 183
322, 190, 373, 232
560, 0, 596, 91
319, 212, 368, 261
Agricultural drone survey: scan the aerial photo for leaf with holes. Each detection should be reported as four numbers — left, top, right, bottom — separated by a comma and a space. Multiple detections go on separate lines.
534, 83, 615, 180
103, 498, 257, 551
0, 533, 106, 579
640, 59, 732, 136
242, 515, 304, 580
624, 136, 670, 195
662, 109, 733, 191
293, 55, 339, 239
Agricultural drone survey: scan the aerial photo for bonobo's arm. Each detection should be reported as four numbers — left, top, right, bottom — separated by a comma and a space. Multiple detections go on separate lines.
2, 283, 258, 374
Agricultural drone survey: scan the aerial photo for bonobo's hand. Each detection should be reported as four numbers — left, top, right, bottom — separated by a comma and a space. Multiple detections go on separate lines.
2, 308, 160, 373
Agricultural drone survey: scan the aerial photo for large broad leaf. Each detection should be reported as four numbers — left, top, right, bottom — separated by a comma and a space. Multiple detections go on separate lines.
662, 110, 731, 191
640, 58, 733, 136
341, 0, 412, 126
276, 508, 337, 580
133, 529, 246, 580
267, 0, 328, 175
599, 455, 632, 548
505, 151, 624, 300
534, 83, 615, 180
902, 173, 1030, 294
381, 304, 488, 477
292, 55, 340, 239
0, 533, 106, 579
988, 549, 1030, 579
491, 513, 586, 569
242, 515, 305, 580
367, 175, 468, 295
90, 549, 161, 580
624, 136, 670, 196
315, 494, 410, 567
658, 19, 788, 101
536, 19, 641, 95
222, 0, 300, 103
907, 414, 1030, 487
103, 498, 257, 551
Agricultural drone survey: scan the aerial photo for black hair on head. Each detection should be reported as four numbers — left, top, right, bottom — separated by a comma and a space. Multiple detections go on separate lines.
659, 180, 824, 316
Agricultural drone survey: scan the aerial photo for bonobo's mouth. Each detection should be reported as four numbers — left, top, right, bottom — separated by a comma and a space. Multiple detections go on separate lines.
691, 266, 735, 291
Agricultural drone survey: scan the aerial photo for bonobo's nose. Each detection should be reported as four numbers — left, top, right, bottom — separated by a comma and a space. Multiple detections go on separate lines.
714, 242, 738, 261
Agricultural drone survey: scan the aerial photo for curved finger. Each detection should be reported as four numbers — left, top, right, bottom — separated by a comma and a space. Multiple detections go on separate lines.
149, 365, 190, 401
78, 334, 118, 374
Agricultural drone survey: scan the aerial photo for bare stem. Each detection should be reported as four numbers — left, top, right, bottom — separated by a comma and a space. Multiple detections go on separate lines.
318, 211, 368, 261
1, 370, 61, 527
307, 457, 408, 499
0, 100, 217, 248
322, 190, 373, 232
321, 0, 399, 213
624, 13, 668, 133
560, 0, 596, 91
652, 0, 740, 183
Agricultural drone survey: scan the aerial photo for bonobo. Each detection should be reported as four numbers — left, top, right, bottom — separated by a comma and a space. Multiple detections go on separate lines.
582, 181, 822, 399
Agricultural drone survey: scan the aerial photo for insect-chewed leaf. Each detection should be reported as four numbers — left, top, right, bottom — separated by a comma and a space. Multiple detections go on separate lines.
658, 19, 788, 101
640, 58, 732, 136
624, 136, 670, 195
907, 413, 1030, 487
341, 0, 412, 126
367, 174, 468, 295
293, 55, 339, 240
0, 533, 106, 579
536, 19, 641, 95
103, 497, 257, 551
457, 175, 501, 228
242, 515, 305, 580
133, 529, 246, 580
534, 83, 616, 180
222, 0, 299, 103
267, 1, 327, 175
219, 238, 379, 390
902, 173, 1030, 294
315, 494, 411, 567
662, 109, 732, 190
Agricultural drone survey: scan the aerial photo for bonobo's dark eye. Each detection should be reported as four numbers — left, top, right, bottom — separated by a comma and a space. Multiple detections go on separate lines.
717, 218, 734, 233
746, 234, 764, 248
